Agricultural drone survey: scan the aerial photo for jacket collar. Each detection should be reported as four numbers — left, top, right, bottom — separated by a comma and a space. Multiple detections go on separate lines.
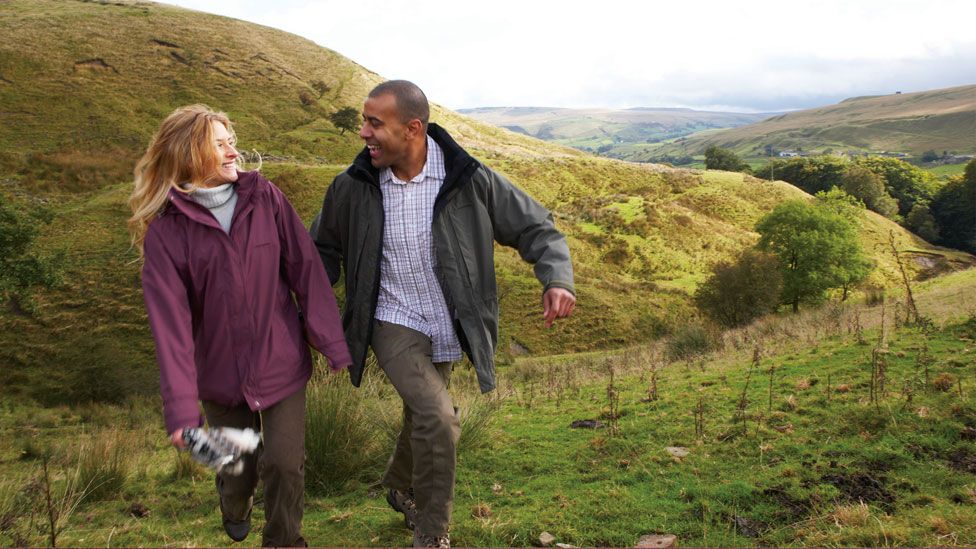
165, 171, 259, 229
348, 123, 479, 189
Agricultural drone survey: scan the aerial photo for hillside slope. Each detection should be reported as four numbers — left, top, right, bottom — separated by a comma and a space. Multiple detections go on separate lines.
460, 106, 772, 161
654, 85, 976, 158
0, 0, 972, 405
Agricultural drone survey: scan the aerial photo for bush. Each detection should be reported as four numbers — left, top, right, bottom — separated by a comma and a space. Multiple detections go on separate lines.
704, 146, 750, 173
0, 192, 66, 313
930, 159, 976, 253
665, 321, 722, 361
304, 362, 396, 495
905, 203, 940, 242
75, 429, 131, 502
841, 165, 899, 218
694, 249, 783, 328
932, 372, 958, 392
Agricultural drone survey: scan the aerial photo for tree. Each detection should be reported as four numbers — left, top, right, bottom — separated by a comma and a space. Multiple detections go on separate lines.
329, 106, 360, 135
905, 203, 940, 242
815, 187, 865, 223
756, 199, 871, 312
694, 249, 783, 328
840, 165, 899, 218
754, 155, 848, 194
920, 150, 940, 163
853, 156, 938, 217
704, 146, 750, 173
0, 193, 65, 314
930, 159, 976, 253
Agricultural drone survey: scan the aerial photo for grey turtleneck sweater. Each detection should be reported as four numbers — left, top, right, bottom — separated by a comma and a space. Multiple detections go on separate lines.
188, 183, 238, 234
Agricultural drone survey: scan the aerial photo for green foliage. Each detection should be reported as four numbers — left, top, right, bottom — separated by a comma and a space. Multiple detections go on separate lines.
920, 150, 940, 163
930, 159, 976, 253
664, 321, 722, 361
0, 193, 65, 313
75, 430, 130, 503
815, 187, 865, 222
853, 156, 938, 217
704, 145, 750, 173
329, 106, 360, 135
755, 155, 848, 195
840, 165, 899, 218
905, 203, 940, 242
304, 367, 393, 496
694, 249, 783, 327
756, 200, 872, 311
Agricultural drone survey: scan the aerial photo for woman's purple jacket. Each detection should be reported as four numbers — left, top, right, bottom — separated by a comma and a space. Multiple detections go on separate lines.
141, 171, 352, 434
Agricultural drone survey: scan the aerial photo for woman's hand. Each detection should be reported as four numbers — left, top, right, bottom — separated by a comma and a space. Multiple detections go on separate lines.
170, 428, 186, 449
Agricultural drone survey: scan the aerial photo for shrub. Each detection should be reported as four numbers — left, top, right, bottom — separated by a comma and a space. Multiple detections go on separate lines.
694, 249, 782, 328
304, 362, 395, 495
840, 165, 899, 218
932, 372, 957, 392
75, 429, 131, 502
665, 321, 722, 361
704, 146, 750, 173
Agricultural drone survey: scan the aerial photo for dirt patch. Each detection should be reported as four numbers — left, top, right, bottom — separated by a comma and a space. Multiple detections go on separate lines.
761, 487, 810, 521
73, 58, 118, 73
947, 448, 976, 474
821, 472, 895, 508
151, 38, 180, 48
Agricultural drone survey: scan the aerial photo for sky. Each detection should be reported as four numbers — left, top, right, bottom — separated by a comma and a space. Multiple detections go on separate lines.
161, 0, 976, 113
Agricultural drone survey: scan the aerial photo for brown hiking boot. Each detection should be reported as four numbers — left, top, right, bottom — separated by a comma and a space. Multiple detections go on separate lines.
386, 487, 418, 530
413, 530, 450, 549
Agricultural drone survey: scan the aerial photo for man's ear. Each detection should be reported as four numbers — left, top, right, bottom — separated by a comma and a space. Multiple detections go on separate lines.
405, 118, 424, 140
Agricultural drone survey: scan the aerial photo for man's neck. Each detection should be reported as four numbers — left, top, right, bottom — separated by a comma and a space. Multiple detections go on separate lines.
391, 138, 428, 181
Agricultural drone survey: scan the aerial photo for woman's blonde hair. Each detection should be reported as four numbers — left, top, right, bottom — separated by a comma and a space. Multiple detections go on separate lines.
128, 104, 239, 257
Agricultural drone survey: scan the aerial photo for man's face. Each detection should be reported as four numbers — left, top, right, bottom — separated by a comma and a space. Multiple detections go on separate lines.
360, 93, 410, 170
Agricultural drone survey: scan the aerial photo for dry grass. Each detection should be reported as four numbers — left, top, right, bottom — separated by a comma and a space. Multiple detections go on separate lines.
832, 501, 872, 528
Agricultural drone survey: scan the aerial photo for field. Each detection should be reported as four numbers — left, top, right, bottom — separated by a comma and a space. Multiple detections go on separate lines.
3, 269, 976, 547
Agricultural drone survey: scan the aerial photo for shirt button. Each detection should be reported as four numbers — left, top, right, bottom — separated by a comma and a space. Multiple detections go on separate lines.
254, 400, 260, 407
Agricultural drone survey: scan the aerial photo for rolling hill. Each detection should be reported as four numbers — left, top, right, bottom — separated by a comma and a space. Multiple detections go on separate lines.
459, 106, 773, 161
652, 84, 976, 160
0, 0, 972, 405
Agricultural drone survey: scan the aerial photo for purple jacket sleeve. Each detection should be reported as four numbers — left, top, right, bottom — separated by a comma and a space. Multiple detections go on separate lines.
142, 223, 204, 434
269, 182, 353, 370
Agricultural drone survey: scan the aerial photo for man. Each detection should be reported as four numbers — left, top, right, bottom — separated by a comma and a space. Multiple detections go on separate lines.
311, 80, 575, 548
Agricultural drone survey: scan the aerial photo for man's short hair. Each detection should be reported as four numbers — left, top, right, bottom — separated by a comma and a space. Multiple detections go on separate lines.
369, 80, 430, 130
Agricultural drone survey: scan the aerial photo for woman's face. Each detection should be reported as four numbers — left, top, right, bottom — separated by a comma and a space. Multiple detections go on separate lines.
212, 121, 239, 184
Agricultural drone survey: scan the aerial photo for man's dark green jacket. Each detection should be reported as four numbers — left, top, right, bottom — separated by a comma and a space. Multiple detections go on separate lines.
310, 123, 574, 392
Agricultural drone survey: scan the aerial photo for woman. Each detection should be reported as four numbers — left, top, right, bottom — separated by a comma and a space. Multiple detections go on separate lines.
128, 105, 351, 547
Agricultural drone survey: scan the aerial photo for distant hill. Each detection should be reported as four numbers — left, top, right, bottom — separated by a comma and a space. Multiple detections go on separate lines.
654, 84, 976, 159
1, 0, 972, 405
458, 107, 773, 161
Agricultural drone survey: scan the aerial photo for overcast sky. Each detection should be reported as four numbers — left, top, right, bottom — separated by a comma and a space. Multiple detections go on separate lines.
161, 0, 976, 113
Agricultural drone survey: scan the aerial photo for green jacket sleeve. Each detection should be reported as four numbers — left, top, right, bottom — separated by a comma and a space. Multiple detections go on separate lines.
483, 166, 575, 295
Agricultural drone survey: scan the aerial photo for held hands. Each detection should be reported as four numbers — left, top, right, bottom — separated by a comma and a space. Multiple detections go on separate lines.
542, 287, 576, 328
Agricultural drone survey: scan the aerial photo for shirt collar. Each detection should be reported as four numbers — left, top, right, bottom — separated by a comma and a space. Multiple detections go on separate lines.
380, 135, 445, 186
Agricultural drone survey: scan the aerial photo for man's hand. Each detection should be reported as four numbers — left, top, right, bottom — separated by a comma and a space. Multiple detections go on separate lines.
542, 287, 576, 328
170, 428, 186, 449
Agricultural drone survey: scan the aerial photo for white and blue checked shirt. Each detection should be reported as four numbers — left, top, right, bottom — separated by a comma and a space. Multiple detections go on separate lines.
374, 135, 463, 363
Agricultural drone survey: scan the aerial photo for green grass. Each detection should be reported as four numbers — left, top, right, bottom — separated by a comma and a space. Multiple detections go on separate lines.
3, 273, 976, 547
925, 163, 968, 179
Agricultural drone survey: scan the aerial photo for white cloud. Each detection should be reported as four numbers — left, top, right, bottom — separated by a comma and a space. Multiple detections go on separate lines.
161, 0, 976, 111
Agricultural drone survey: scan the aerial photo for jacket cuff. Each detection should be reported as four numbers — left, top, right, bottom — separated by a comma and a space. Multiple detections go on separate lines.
163, 397, 204, 435
544, 280, 576, 297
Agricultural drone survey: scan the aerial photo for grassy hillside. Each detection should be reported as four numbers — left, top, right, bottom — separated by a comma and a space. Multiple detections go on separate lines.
2, 268, 975, 547
0, 0, 973, 406
653, 84, 976, 160
459, 107, 772, 161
